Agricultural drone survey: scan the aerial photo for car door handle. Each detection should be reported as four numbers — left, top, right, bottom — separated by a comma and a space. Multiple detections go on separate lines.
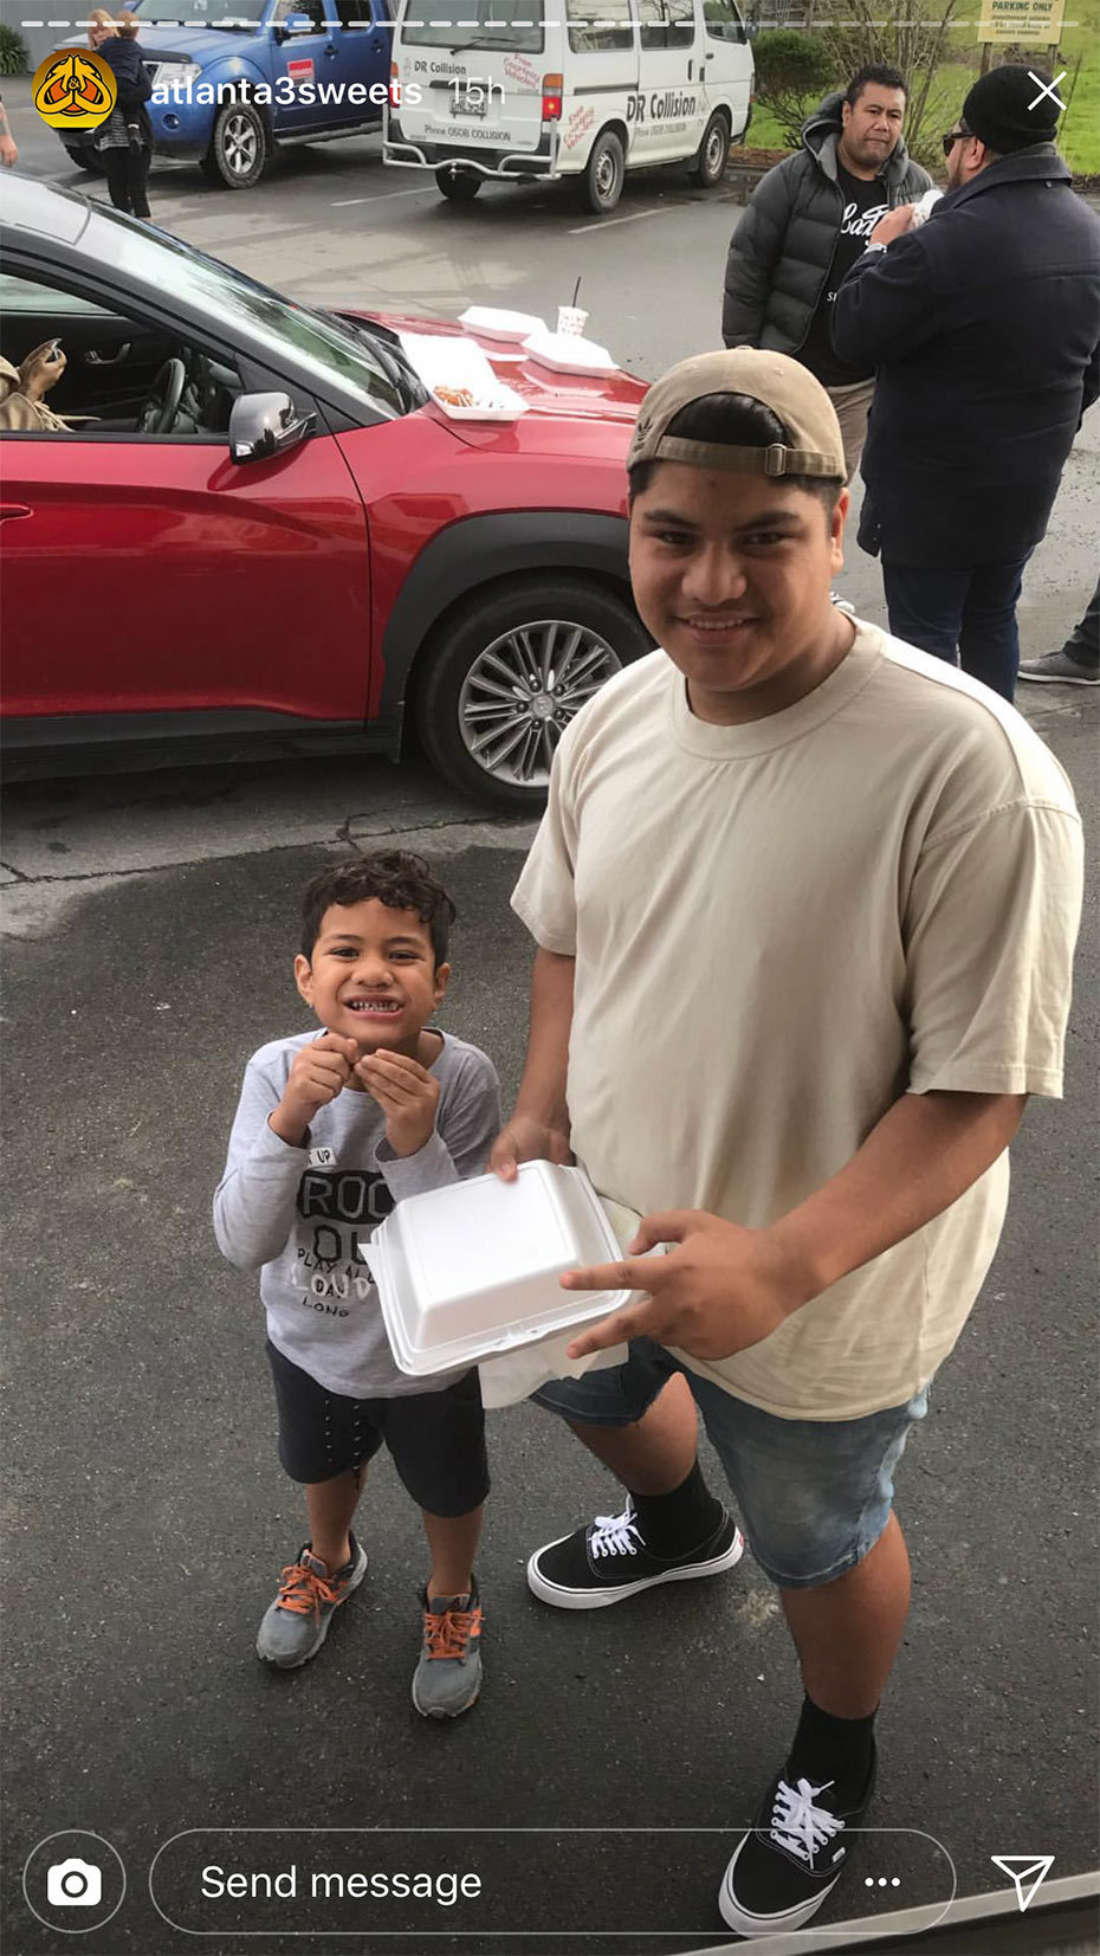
85, 343, 132, 366
324, 41, 338, 55
0, 504, 33, 522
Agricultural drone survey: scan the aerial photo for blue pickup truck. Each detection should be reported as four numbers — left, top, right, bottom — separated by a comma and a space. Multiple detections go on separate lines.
58, 0, 393, 188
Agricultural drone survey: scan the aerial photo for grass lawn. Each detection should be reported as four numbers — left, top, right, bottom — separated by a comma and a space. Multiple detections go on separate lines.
741, 0, 1099, 175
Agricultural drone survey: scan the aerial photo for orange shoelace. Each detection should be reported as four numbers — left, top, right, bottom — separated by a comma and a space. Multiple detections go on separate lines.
423, 1603, 483, 1661
276, 1561, 342, 1618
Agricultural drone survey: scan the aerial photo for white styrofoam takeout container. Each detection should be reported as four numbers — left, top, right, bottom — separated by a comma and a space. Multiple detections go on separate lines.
370, 1160, 640, 1377
458, 305, 546, 343
521, 327, 617, 376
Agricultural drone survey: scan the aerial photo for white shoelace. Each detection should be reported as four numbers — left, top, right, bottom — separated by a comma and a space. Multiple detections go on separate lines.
769, 1777, 845, 1867
589, 1504, 644, 1559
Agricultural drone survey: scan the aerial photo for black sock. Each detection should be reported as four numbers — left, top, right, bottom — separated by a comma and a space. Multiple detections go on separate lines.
785, 1694, 877, 1807
629, 1460, 725, 1557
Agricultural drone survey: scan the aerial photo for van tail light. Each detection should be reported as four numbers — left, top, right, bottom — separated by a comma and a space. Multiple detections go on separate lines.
541, 73, 563, 121
389, 61, 400, 107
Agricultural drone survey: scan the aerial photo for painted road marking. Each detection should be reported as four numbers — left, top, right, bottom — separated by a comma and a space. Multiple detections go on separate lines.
569, 206, 675, 236
331, 187, 435, 206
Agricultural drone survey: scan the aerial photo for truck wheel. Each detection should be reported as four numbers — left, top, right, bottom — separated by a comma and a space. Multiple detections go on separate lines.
582, 129, 625, 214
63, 143, 106, 176
202, 99, 269, 189
691, 110, 730, 187
414, 576, 650, 809
435, 164, 482, 201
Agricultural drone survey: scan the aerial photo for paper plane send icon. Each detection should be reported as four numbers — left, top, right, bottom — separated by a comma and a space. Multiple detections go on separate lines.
991, 1856, 1055, 1912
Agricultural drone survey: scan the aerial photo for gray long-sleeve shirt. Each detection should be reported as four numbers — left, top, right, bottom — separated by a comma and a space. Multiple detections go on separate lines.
214, 1029, 501, 1398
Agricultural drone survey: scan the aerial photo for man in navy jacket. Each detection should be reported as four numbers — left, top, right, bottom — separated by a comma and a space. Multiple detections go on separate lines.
831, 63, 1100, 699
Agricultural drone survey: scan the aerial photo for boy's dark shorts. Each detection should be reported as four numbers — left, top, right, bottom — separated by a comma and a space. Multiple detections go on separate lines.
266, 1341, 489, 1517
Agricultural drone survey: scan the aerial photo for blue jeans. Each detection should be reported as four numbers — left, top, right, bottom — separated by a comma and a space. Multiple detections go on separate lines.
533, 1339, 929, 1590
882, 554, 1033, 701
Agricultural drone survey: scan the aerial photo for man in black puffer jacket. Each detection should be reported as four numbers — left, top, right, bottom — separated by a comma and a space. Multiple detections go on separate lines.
722, 66, 930, 479
832, 63, 1100, 702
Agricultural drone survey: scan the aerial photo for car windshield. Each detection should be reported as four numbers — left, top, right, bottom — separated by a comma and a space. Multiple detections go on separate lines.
400, 0, 543, 54
94, 212, 406, 415
135, 0, 269, 23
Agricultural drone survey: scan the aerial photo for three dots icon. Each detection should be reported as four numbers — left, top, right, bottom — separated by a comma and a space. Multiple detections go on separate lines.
866, 1877, 902, 1888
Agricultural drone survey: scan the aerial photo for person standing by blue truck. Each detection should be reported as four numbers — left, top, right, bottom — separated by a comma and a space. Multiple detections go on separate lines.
56, 0, 396, 190
90, 10, 154, 219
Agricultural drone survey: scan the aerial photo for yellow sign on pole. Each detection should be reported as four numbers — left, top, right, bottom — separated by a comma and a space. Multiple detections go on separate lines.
977, 0, 1064, 42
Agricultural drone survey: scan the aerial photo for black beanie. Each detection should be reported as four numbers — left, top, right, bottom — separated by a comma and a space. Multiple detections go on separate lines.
962, 63, 1061, 153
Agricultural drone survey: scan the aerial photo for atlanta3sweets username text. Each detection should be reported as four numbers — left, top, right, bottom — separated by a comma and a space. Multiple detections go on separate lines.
151, 77, 424, 107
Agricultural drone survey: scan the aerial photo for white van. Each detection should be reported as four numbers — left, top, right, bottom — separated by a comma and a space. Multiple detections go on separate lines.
383, 0, 754, 213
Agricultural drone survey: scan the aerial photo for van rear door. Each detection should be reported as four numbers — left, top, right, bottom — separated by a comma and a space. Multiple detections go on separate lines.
698, 0, 751, 137
395, 0, 545, 154
631, 0, 705, 163
556, 0, 637, 166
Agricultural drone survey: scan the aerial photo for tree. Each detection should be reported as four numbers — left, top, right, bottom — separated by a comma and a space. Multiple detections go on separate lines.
816, 0, 965, 170
0, 23, 30, 75
750, 29, 835, 147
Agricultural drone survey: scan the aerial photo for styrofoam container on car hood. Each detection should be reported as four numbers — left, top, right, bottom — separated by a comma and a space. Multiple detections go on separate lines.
339, 308, 647, 427
370, 1161, 647, 1376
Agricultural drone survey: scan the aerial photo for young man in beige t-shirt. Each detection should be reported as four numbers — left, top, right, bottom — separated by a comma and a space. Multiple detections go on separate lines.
491, 348, 1083, 1938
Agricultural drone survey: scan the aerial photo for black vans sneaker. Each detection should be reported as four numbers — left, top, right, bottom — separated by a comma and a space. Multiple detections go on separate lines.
718, 1746, 876, 1937
526, 1497, 743, 1609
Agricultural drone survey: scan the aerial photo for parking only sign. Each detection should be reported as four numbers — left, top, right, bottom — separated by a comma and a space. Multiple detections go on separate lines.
977, 0, 1064, 39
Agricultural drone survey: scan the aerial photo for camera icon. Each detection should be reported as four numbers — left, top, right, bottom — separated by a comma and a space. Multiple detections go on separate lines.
46, 1859, 103, 1907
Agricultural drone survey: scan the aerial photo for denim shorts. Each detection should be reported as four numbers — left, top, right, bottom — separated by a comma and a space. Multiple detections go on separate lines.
532, 1339, 928, 1590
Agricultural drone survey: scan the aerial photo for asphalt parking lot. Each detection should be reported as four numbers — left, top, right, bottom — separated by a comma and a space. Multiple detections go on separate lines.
3, 694, 1097, 1955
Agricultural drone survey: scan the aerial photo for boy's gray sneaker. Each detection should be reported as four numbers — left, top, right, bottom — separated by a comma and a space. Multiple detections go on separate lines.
256, 1535, 367, 1669
411, 1579, 483, 1719
1017, 648, 1097, 685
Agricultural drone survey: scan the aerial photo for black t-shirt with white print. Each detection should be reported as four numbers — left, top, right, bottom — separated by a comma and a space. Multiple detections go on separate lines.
799, 163, 890, 386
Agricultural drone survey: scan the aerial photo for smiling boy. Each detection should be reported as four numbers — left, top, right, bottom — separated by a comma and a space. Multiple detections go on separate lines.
215, 852, 500, 1717
493, 350, 1083, 1933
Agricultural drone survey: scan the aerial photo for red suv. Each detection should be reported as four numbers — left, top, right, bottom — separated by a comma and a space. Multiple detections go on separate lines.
1, 179, 651, 807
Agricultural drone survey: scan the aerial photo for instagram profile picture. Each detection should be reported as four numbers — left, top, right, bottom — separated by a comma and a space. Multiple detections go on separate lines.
22, 1829, 126, 1933
33, 49, 117, 131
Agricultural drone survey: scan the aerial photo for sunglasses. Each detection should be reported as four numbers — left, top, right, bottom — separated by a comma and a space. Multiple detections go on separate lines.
942, 127, 972, 154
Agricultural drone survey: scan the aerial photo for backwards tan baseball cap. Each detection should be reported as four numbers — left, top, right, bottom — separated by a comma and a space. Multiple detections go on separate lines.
626, 348, 847, 481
